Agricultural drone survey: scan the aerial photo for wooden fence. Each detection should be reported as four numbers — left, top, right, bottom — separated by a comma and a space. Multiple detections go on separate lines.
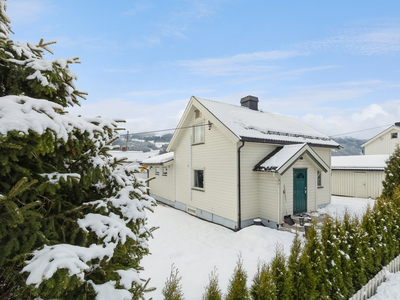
350, 254, 400, 300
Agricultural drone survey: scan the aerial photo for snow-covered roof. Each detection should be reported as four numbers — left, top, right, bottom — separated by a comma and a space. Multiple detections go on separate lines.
258, 144, 305, 171
141, 152, 174, 165
195, 97, 340, 148
109, 150, 160, 163
361, 124, 400, 147
254, 143, 328, 174
332, 155, 389, 170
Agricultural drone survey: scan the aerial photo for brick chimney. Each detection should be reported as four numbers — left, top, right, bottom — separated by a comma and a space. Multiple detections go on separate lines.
240, 95, 259, 111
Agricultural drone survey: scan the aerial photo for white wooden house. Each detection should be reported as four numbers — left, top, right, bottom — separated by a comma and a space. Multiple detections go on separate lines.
331, 123, 400, 199
331, 155, 388, 198
361, 123, 400, 155
145, 96, 340, 230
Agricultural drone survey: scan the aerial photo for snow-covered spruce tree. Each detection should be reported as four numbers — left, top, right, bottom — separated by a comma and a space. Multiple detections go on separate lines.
334, 217, 353, 297
381, 145, 400, 199
162, 265, 185, 300
202, 268, 223, 300
287, 233, 306, 300
225, 254, 250, 300
250, 261, 277, 300
269, 245, 290, 300
361, 205, 381, 279
0, 1, 156, 299
302, 222, 327, 298
342, 211, 367, 293
320, 217, 348, 299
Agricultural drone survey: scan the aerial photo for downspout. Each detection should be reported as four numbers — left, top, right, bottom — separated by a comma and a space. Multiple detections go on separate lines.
237, 141, 245, 230
273, 172, 281, 228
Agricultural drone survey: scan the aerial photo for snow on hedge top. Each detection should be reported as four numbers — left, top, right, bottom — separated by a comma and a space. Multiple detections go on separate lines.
0, 95, 117, 142
332, 154, 389, 170
195, 97, 339, 147
259, 144, 306, 171
141, 152, 174, 165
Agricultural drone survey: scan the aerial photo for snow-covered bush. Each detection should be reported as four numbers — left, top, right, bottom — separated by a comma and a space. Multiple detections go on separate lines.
0, 1, 155, 299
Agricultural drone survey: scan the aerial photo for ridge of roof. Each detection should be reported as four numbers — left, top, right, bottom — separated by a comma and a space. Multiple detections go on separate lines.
194, 96, 340, 148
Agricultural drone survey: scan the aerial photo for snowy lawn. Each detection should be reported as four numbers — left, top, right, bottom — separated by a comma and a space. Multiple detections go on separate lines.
141, 195, 375, 299
318, 195, 376, 219
369, 272, 400, 300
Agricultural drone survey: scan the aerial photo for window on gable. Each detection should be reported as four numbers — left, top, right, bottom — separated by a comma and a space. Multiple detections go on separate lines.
317, 171, 322, 187
194, 109, 201, 119
163, 167, 168, 176
193, 124, 204, 144
193, 170, 204, 189
155, 167, 159, 175
392, 132, 398, 139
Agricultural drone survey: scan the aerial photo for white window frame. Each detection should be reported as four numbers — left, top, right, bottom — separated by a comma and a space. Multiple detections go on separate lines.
391, 132, 398, 139
193, 169, 204, 190
317, 170, 322, 188
192, 123, 204, 145
162, 167, 168, 176
155, 167, 160, 175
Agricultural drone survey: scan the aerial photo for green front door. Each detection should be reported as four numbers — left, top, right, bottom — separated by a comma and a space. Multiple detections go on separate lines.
293, 169, 307, 214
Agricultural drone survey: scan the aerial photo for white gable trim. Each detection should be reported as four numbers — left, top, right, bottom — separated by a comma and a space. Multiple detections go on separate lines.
361, 125, 400, 147
167, 96, 239, 151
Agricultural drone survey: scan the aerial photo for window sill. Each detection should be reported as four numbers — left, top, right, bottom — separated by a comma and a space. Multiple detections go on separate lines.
192, 142, 205, 146
317, 186, 324, 189
162, 174, 167, 176
192, 187, 205, 192
155, 173, 159, 176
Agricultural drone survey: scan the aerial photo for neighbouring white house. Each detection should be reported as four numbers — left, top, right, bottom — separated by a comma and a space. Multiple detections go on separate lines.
361, 123, 400, 155
110, 150, 159, 179
331, 123, 399, 199
331, 155, 388, 198
144, 96, 340, 230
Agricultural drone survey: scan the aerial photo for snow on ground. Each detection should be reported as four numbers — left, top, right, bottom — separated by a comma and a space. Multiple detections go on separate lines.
369, 272, 400, 300
141, 204, 294, 299
318, 195, 375, 219
141, 196, 375, 299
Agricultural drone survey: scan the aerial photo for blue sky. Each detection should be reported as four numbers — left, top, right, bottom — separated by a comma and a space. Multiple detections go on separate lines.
8, 0, 400, 139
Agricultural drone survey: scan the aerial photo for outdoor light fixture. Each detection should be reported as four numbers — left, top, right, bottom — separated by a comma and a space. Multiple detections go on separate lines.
208, 121, 213, 130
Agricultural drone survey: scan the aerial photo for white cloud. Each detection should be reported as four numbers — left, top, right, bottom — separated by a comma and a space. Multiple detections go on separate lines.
299, 100, 400, 139
296, 24, 400, 55
68, 98, 187, 134
123, 3, 152, 16
178, 50, 301, 76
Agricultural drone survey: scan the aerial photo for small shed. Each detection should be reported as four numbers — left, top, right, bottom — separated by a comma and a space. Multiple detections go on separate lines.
331, 155, 389, 198
142, 152, 175, 205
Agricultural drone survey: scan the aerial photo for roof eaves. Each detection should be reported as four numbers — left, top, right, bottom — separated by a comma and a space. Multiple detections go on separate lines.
241, 136, 341, 149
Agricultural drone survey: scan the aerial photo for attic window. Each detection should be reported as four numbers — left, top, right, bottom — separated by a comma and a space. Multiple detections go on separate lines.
193, 124, 204, 144
194, 109, 201, 119
392, 132, 398, 139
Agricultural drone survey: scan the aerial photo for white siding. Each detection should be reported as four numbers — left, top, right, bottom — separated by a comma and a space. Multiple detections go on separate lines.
174, 105, 238, 222
280, 156, 318, 218
312, 147, 332, 206
240, 143, 276, 221
148, 164, 175, 201
365, 129, 400, 155
332, 170, 385, 198
259, 172, 279, 223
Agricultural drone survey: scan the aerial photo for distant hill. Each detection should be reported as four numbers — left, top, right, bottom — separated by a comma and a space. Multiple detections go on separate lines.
113, 133, 173, 153
113, 134, 366, 157
331, 137, 367, 156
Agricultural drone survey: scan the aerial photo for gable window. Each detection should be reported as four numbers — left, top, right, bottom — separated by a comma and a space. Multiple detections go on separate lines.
155, 167, 160, 175
163, 167, 168, 176
194, 109, 201, 119
193, 170, 204, 189
317, 171, 322, 187
193, 124, 204, 144
392, 132, 398, 139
